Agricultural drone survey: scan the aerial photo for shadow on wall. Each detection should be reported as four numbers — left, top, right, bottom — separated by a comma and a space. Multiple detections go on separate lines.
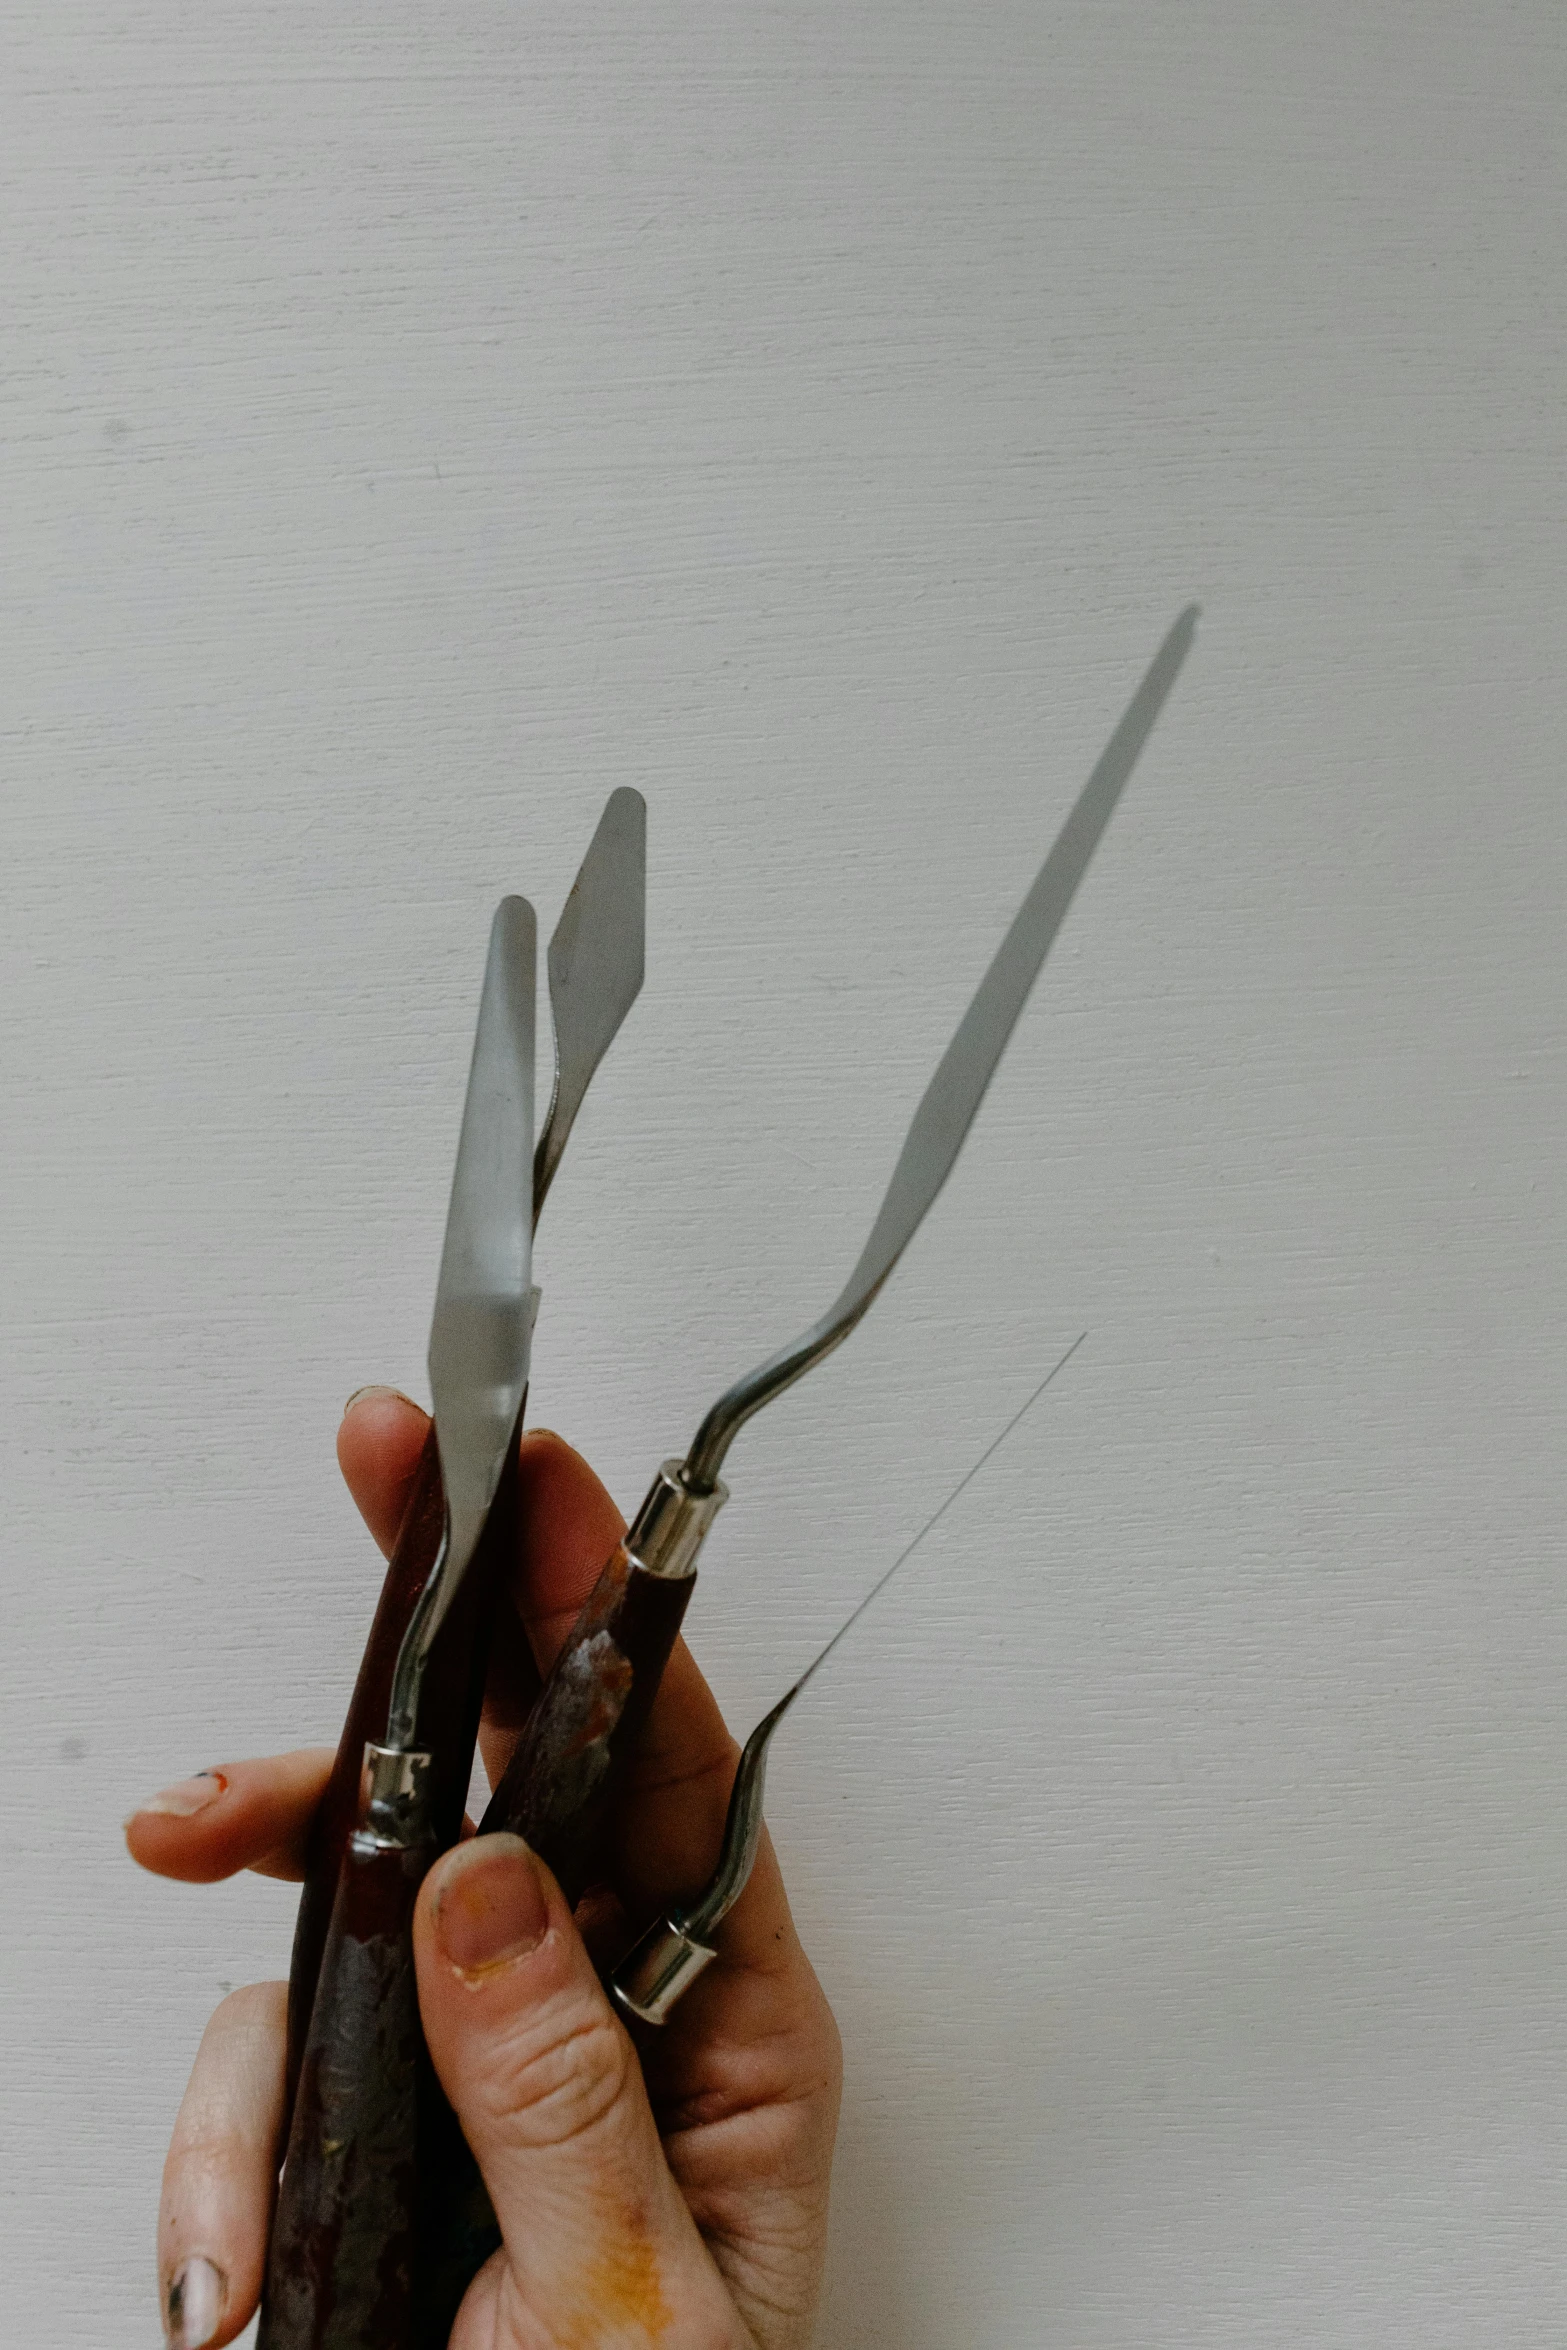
814, 1900, 1565, 2343
814, 2096, 924, 2350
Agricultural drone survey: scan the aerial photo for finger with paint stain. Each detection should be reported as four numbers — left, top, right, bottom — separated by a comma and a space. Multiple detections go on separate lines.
415, 1834, 747, 2349
132, 1405, 840, 2350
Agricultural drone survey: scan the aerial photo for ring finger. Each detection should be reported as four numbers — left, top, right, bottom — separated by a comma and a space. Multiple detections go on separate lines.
158, 1980, 288, 2349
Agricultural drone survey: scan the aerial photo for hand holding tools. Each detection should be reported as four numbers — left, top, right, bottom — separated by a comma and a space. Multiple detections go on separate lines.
415, 607, 1196, 2333
262, 791, 646, 2350
260, 896, 537, 2350
257, 603, 1196, 2345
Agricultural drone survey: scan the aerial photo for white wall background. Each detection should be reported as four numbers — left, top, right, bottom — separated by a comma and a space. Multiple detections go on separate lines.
3, 3, 1564, 2342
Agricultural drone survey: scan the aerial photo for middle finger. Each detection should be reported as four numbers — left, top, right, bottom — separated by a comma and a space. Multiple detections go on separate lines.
481, 1434, 800, 1977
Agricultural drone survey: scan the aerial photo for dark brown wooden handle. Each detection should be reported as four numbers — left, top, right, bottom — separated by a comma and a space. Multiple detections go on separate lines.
286, 1416, 529, 2112
285, 1431, 446, 2103
260, 1831, 435, 2350
412, 1548, 696, 2347
477, 1542, 694, 1898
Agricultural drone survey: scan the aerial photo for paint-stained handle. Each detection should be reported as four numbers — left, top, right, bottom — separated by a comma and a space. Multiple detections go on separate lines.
476, 1541, 695, 1895
260, 1825, 435, 2350
411, 1544, 697, 2349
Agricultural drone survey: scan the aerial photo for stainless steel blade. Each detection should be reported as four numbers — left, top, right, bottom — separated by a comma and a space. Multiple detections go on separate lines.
418, 894, 537, 1669
611, 1333, 1087, 2026
534, 787, 647, 1222
702, 1334, 1086, 1930
683, 606, 1196, 1488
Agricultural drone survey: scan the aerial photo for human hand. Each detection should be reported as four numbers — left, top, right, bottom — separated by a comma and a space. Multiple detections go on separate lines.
126, 1391, 842, 2349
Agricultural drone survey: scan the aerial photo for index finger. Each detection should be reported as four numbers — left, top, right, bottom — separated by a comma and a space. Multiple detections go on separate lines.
125, 1749, 335, 1884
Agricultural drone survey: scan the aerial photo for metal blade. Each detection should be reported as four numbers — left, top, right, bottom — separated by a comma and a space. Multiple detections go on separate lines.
610, 1332, 1088, 2025
690, 1332, 1086, 1932
534, 787, 647, 1222
677, 1685, 797, 1942
684, 606, 1196, 1488
424, 895, 537, 1625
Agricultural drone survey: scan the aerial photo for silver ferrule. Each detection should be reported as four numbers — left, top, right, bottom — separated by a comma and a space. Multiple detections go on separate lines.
353, 1742, 434, 1853
609, 1916, 719, 2027
624, 1460, 729, 1582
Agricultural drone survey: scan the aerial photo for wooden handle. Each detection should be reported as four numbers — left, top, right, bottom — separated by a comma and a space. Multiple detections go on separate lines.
260, 1829, 435, 2350
476, 1542, 694, 1898
285, 1432, 445, 2100
412, 1547, 696, 2346
286, 1416, 530, 2111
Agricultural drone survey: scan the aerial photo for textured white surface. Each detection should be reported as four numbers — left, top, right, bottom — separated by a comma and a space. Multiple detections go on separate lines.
3, 3, 1565, 2342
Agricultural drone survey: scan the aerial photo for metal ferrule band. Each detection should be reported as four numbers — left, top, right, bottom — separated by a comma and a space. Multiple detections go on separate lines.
609, 1915, 718, 2026
353, 1741, 434, 1852
624, 1460, 729, 1582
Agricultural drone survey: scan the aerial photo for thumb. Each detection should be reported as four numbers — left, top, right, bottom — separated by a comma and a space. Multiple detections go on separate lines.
414, 1834, 740, 2349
